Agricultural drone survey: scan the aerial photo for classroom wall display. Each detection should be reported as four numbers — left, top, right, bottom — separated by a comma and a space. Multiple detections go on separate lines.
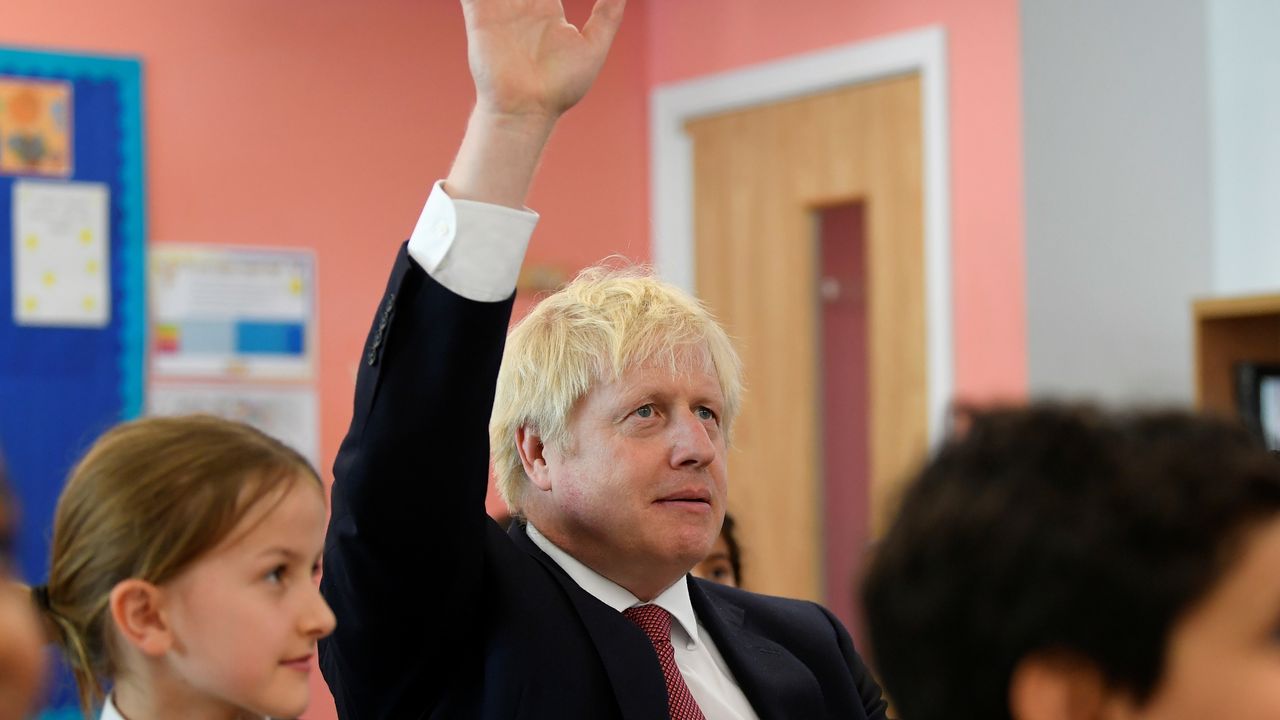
149, 382, 320, 468
0, 47, 144, 718
145, 245, 319, 484
0, 75, 73, 176
149, 244, 316, 380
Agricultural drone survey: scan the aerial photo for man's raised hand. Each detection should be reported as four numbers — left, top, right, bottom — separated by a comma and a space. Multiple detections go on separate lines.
447, 0, 624, 207
461, 0, 626, 122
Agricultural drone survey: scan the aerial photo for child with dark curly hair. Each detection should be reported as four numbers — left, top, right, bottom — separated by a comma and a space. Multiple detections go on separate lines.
864, 404, 1280, 720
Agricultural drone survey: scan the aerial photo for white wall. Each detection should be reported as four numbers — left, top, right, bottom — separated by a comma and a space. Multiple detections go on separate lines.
1208, 0, 1280, 295
1022, 0, 1213, 403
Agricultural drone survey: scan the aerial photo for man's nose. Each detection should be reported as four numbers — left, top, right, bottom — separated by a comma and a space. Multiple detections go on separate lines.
670, 409, 716, 469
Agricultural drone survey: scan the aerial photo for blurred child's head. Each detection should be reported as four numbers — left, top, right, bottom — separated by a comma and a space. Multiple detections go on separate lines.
0, 458, 46, 720
692, 512, 742, 588
39, 415, 335, 718
863, 404, 1280, 720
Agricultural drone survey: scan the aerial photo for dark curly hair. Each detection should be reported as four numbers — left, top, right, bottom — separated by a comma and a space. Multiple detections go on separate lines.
862, 404, 1280, 720
719, 512, 744, 586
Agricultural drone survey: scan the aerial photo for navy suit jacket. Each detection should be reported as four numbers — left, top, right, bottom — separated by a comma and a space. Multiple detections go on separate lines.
319, 244, 890, 719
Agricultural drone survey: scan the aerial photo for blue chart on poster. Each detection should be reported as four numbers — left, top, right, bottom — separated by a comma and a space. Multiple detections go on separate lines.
0, 47, 144, 717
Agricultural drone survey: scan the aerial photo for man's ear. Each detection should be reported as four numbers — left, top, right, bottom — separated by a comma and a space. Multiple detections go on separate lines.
1009, 652, 1110, 720
108, 579, 172, 657
515, 425, 552, 491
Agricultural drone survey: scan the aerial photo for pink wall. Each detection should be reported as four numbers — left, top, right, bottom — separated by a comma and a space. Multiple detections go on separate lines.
3, 0, 650, 493
646, 0, 1028, 403
2, 1, 648, 717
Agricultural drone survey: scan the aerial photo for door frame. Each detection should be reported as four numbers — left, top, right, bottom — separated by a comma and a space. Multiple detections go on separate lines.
650, 26, 952, 443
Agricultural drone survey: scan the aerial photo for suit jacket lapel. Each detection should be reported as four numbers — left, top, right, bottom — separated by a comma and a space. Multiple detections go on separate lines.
689, 580, 829, 720
510, 525, 671, 720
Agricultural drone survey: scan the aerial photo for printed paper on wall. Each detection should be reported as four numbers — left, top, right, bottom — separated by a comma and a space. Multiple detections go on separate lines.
0, 77, 72, 176
12, 179, 110, 327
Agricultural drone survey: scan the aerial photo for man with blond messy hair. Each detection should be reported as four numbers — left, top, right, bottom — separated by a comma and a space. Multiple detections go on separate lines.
488, 264, 746, 599
319, 1, 888, 718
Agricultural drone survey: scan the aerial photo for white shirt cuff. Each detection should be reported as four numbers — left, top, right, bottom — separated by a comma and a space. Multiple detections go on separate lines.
407, 180, 539, 302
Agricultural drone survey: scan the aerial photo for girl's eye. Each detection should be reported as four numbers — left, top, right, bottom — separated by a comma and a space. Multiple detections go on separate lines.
635, 405, 655, 419
266, 565, 287, 584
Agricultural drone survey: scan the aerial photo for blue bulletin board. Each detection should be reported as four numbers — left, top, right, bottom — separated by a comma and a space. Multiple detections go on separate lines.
0, 47, 144, 717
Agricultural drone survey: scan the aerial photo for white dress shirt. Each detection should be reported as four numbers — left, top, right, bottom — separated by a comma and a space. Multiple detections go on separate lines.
526, 524, 760, 720
409, 184, 760, 719
407, 180, 539, 301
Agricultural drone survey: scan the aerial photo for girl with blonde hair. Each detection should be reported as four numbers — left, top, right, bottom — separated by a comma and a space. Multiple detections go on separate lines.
32, 415, 335, 719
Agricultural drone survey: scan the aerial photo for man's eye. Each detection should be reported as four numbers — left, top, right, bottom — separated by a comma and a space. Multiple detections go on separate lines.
696, 407, 717, 422
635, 405, 654, 418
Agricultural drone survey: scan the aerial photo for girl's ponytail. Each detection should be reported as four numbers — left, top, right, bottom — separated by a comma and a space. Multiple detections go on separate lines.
32, 583, 104, 717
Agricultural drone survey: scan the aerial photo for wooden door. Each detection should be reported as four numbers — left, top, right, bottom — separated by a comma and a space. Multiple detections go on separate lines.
686, 74, 927, 603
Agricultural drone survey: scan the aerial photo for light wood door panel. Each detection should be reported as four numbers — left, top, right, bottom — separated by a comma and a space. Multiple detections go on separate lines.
686, 74, 927, 602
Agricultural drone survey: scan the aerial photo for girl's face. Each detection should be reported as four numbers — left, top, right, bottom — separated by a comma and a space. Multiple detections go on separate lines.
691, 533, 738, 587
161, 477, 334, 719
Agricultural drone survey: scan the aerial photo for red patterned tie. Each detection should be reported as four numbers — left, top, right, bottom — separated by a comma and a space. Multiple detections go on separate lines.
622, 604, 707, 720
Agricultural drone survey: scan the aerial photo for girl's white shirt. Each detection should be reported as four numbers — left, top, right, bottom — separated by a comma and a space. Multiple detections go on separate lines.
98, 694, 269, 720
98, 694, 125, 720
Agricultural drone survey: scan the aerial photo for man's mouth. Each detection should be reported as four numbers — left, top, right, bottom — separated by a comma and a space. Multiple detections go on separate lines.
655, 488, 712, 506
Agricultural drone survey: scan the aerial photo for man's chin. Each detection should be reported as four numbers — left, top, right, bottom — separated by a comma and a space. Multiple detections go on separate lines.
661, 535, 718, 573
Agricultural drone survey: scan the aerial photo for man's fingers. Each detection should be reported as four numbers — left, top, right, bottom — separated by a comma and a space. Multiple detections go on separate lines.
581, 0, 626, 55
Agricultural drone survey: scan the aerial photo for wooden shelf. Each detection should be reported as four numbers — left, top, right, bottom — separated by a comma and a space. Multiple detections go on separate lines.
1194, 293, 1280, 414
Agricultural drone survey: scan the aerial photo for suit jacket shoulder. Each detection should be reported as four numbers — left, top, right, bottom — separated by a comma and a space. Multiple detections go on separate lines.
692, 580, 890, 720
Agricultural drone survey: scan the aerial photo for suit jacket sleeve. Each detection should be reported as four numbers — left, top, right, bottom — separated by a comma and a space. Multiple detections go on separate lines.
318, 242, 515, 719
825, 604, 891, 720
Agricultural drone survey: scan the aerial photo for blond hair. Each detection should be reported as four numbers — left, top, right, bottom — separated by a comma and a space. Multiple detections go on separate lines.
41, 415, 321, 716
490, 263, 743, 514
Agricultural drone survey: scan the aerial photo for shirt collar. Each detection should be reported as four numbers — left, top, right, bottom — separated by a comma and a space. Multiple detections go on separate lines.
525, 522, 702, 647
100, 695, 125, 720
100, 693, 267, 720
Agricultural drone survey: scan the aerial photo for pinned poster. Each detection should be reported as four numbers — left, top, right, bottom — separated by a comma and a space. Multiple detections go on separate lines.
149, 383, 320, 468
150, 246, 316, 380
11, 179, 110, 327
0, 76, 73, 176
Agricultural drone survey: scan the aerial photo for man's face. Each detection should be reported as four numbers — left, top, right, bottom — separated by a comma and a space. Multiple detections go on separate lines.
1110, 514, 1280, 720
531, 347, 728, 599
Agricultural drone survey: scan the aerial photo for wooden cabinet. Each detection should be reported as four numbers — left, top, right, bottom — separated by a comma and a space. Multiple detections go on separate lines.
1194, 294, 1280, 414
